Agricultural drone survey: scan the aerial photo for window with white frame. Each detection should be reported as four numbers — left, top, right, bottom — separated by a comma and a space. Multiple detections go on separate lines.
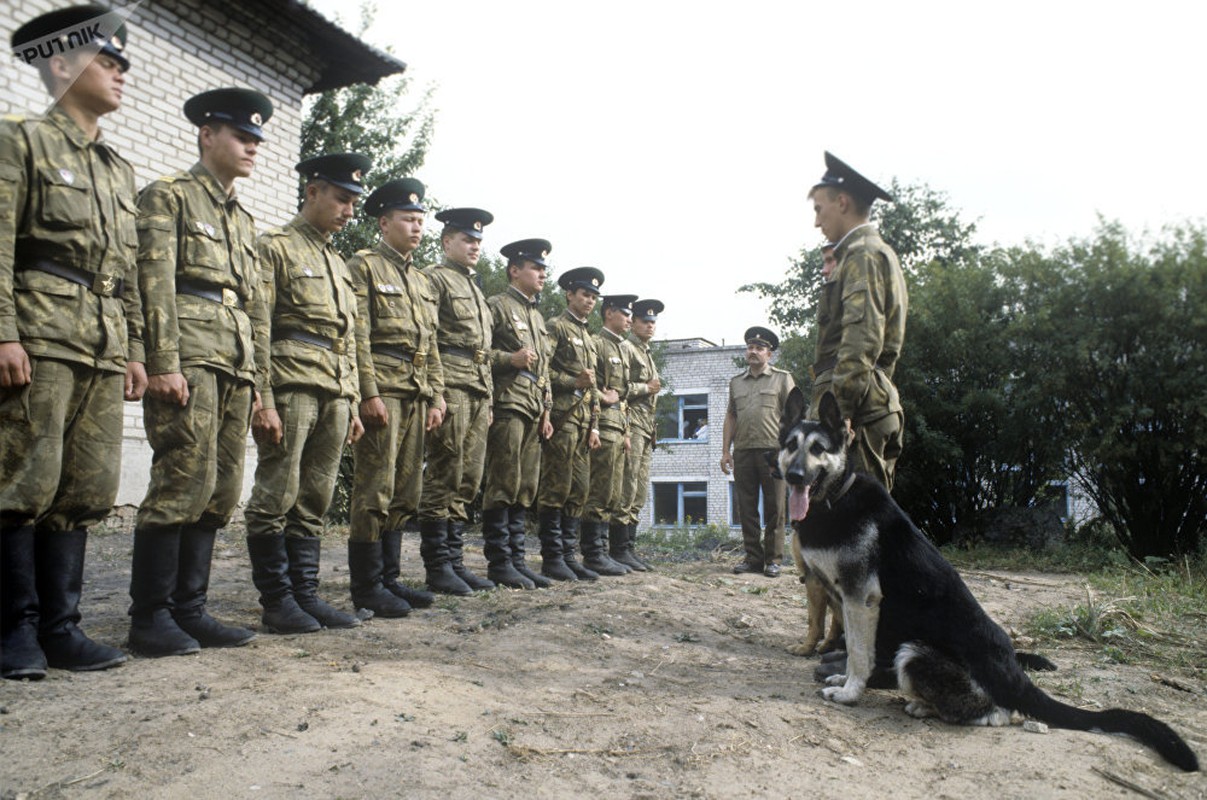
653, 481, 708, 526
656, 392, 709, 442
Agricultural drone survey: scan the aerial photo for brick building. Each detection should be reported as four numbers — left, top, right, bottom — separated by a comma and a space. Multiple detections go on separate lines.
1, 0, 404, 505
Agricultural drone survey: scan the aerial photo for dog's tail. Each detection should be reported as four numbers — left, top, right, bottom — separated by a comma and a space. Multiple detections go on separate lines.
1013, 682, 1199, 771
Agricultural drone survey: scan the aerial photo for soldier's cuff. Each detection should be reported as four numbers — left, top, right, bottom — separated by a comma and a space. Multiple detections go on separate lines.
361, 379, 380, 401
126, 340, 146, 364
1, 315, 20, 342
146, 351, 180, 375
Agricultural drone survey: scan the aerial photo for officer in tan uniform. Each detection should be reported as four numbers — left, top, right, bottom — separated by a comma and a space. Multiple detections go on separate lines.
536, 267, 604, 581
244, 153, 368, 633
127, 88, 273, 657
2, 5, 143, 679
479, 238, 554, 589
808, 152, 907, 489
721, 327, 795, 577
617, 298, 663, 570
417, 207, 495, 594
346, 178, 441, 617
583, 293, 638, 576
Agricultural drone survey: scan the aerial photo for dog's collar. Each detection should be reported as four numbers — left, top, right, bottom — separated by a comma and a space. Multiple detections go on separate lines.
822, 472, 857, 510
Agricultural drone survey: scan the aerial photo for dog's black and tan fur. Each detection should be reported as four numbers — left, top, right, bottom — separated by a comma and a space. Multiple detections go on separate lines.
778, 388, 1199, 772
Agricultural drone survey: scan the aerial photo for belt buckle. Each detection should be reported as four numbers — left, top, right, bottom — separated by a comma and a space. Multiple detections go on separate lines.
474, 349, 487, 364
92, 272, 117, 296
413, 351, 426, 368
331, 338, 346, 355
222, 287, 239, 307
538, 375, 547, 388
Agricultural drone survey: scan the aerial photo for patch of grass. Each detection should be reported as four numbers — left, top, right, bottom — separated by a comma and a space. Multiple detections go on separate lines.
638, 524, 734, 563
941, 540, 1129, 573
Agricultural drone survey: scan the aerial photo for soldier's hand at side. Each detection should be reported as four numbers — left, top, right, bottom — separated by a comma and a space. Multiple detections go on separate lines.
0, 341, 32, 387
574, 368, 595, 389
361, 396, 388, 429
252, 408, 282, 446
647, 377, 661, 394
147, 371, 188, 406
425, 403, 444, 431
589, 429, 602, 450
720, 453, 734, 475
347, 415, 365, 445
125, 362, 148, 401
624, 435, 631, 453
600, 387, 619, 405
540, 414, 553, 440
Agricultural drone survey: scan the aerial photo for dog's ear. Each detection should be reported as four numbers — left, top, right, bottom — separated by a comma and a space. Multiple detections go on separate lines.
819, 391, 844, 438
781, 386, 806, 434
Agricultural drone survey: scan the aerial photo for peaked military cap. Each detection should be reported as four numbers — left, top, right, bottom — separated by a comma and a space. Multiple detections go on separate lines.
558, 267, 605, 295
364, 177, 426, 217
813, 151, 894, 206
296, 153, 371, 195
184, 88, 273, 141
435, 207, 494, 240
12, 4, 130, 72
744, 326, 780, 351
500, 238, 552, 267
632, 299, 664, 321
601, 294, 638, 315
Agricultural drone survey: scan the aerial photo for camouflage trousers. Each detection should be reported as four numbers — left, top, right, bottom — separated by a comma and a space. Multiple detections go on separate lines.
244, 387, 351, 539
418, 386, 489, 523
0, 357, 122, 531
136, 366, 253, 530
618, 428, 654, 526
851, 411, 904, 491
537, 414, 591, 517
583, 426, 626, 522
733, 448, 785, 567
481, 409, 541, 512
349, 394, 428, 542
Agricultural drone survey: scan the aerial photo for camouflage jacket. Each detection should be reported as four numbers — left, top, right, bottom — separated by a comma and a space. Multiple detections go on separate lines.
593, 326, 630, 434
257, 214, 359, 411
135, 163, 269, 386
810, 224, 907, 424
348, 240, 443, 402
488, 285, 551, 421
422, 257, 492, 397
546, 309, 600, 426
0, 107, 143, 372
623, 335, 660, 436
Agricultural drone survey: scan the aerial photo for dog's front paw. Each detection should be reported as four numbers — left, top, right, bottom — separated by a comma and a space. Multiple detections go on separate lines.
824, 673, 847, 686
786, 641, 818, 657
821, 684, 863, 705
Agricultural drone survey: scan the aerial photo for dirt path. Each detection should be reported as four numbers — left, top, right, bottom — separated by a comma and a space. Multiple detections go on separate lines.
2, 524, 1204, 799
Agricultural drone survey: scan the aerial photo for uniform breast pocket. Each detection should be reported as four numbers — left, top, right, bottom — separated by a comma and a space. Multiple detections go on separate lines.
450, 293, 477, 320
285, 267, 330, 306
37, 166, 91, 230
841, 279, 869, 326
373, 284, 407, 319
183, 221, 228, 273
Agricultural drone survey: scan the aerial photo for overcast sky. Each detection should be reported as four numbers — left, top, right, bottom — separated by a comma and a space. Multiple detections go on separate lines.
309, 0, 1205, 345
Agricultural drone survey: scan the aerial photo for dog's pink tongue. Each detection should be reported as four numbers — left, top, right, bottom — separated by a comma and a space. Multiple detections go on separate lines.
789, 485, 810, 522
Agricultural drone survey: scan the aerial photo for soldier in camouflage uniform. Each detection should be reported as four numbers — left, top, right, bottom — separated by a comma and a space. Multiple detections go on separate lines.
807, 152, 907, 489
416, 207, 496, 595
2, 6, 143, 680
617, 298, 664, 571
479, 239, 555, 589
536, 267, 605, 582
346, 178, 442, 617
583, 294, 638, 576
127, 88, 274, 657
244, 153, 368, 633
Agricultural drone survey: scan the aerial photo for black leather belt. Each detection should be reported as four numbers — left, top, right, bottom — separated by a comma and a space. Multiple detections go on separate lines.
176, 276, 244, 309
517, 369, 546, 387
25, 259, 123, 298
274, 329, 347, 354
438, 344, 487, 364
371, 343, 426, 366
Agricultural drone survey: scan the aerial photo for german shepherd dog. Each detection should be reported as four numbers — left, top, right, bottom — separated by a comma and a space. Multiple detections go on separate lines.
777, 388, 1199, 772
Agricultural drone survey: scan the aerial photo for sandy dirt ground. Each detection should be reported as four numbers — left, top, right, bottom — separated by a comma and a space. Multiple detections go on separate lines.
2, 519, 1204, 800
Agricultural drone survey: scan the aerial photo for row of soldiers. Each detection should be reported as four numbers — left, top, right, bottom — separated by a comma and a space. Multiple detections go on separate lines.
1, 5, 664, 680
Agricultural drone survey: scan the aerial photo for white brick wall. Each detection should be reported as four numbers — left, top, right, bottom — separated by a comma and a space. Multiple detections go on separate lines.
2, 0, 327, 507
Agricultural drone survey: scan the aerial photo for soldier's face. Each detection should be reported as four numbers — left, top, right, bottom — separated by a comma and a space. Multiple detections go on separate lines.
822, 249, 838, 278
309, 183, 358, 234
812, 188, 843, 243
632, 318, 656, 341
745, 342, 770, 369
56, 51, 125, 114
382, 210, 425, 255
566, 288, 597, 318
204, 125, 259, 180
510, 260, 545, 297
444, 231, 481, 267
603, 307, 630, 335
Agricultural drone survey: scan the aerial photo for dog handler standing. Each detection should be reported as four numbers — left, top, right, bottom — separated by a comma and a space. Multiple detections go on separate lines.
807, 152, 907, 489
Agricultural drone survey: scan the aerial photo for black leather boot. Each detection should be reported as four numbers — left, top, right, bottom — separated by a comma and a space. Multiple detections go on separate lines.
560, 515, 598, 581
172, 524, 255, 647
2, 524, 47, 680
610, 521, 647, 572
37, 529, 128, 670
128, 526, 200, 657
581, 520, 629, 577
482, 507, 533, 589
537, 507, 576, 581
348, 539, 411, 617
508, 506, 550, 588
246, 534, 321, 633
626, 523, 652, 570
284, 537, 360, 629
419, 518, 472, 595
380, 528, 434, 608
448, 520, 495, 591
